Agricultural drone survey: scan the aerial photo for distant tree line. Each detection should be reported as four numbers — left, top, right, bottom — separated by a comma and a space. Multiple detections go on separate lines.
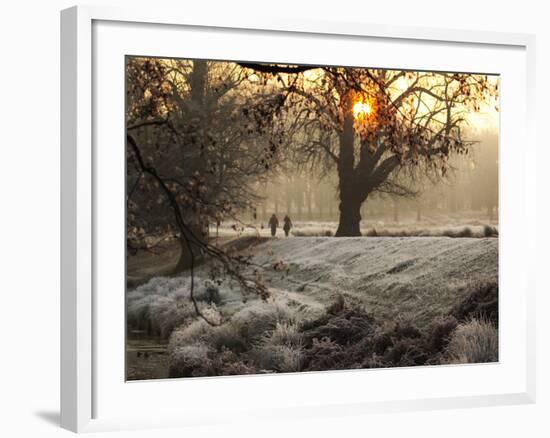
255, 129, 498, 224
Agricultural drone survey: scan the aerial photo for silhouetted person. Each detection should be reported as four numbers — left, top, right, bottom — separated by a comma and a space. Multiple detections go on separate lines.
283, 215, 293, 237
268, 213, 279, 237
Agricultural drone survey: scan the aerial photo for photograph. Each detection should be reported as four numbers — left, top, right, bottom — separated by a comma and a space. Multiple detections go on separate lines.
125, 57, 500, 380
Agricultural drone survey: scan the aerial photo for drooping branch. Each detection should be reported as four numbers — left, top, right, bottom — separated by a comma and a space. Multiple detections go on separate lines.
127, 133, 218, 325
127, 133, 269, 325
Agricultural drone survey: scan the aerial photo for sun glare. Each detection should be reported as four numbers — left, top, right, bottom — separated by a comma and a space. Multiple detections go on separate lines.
353, 100, 372, 120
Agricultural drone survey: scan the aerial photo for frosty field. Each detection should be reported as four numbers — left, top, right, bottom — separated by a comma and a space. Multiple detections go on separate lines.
127, 235, 498, 379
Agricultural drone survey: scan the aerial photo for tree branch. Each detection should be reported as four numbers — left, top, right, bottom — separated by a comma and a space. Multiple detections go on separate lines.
237, 63, 318, 74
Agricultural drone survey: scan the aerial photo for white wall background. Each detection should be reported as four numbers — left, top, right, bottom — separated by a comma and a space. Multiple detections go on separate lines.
0, 1, 546, 437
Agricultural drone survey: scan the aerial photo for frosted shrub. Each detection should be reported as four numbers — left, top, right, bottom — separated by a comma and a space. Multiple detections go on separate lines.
266, 322, 303, 348
168, 319, 214, 355
443, 318, 498, 364
252, 322, 304, 372
209, 324, 248, 353
292, 228, 334, 237
230, 300, 298, 343
483, 225, 498, 237
169, 343, 213, 377
126, 295, 153, 331
362, 225, 498, 238
127, 276, 191, 335
148, 297, 195, 338
254, 345, 303, 373
127, 274, 225, 338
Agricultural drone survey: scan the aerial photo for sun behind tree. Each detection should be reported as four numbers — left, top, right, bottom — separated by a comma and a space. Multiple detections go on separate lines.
353, 99, 373, 120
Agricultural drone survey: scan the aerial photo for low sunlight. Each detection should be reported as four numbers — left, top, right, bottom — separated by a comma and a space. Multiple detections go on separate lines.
353, 100, 372, 120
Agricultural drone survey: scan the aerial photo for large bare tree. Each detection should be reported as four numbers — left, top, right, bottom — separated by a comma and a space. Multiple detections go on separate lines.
126, 58, 293, 322
241, 65, 497, 235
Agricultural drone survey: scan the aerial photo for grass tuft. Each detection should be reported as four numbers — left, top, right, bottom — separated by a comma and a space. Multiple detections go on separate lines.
443, 318, 498, 364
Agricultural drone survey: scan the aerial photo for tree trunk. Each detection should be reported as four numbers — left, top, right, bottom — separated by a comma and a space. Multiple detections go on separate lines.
174, 59, 208, 273
307, 182, 313, 220
335, 194, 363, 236
335, 93, 364, 237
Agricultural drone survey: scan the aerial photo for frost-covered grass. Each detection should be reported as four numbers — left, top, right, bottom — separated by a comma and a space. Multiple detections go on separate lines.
209, 215, 498, 239
127, 276, 243, 339
251, 323, 304, 372
290, 224, 498, 238
252, 236, 498, 328
128, 235, 498, 378
166, 299, 319, 377
443, 318, 498, 364
165, 295, 498, 378
363, 224, 498, 238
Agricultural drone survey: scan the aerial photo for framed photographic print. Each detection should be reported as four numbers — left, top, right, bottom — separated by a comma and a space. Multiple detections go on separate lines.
61, 5, 536, 433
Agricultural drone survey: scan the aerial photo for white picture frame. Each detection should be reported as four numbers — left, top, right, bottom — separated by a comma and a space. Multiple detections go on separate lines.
60, 4, 536, 433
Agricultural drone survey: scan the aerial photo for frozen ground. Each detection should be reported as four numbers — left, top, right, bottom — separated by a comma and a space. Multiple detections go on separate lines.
128, 236, 498, 333
252, 236, 497, 326
210, 217, 498, 239
127, 236, 498, 378
128, 216, 497, 286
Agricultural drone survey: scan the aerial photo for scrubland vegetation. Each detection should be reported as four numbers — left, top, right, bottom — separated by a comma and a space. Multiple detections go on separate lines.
127, 237, 498, 379
128, 278, 497, 378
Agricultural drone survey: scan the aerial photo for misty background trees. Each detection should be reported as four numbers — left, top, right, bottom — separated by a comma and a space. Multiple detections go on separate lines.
254, 128, 498, 225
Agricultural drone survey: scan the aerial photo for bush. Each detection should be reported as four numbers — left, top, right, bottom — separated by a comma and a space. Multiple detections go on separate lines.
443, 227, 473, 238
248, 321, 305, 373
452, 281, 498, 326
291, 228, 334, 237
169, 342, 258, 377
302, 307, 376, 347
371, 320, 426, 367
381, 338, 428, 367
303, 338, 350, 371
213, 349, 257, 376
252, 344, 303, 372
426, 316, 458, 353
443, 319, 498, 364
169, 343, 213, 377
209, 324, 249, 353
168, 320, 214, 355
149, 299, 195, 338
127, 275, 226, 339
163, 279, 498, 376
266, 322, 303, 348
230, 300, 298, 344
301, 307, 462, 370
